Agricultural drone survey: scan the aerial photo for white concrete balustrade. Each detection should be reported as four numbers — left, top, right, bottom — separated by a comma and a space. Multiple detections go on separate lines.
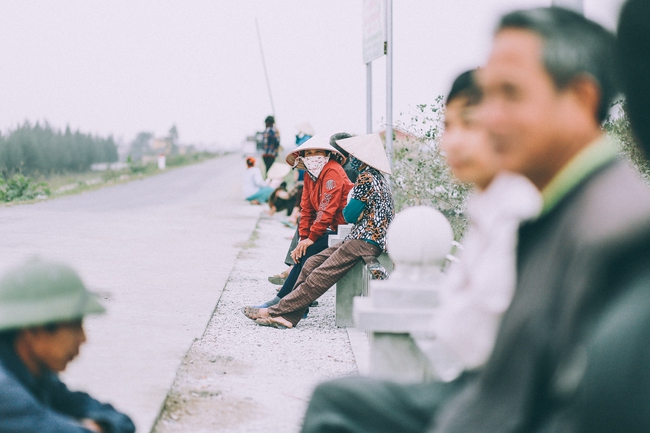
354, 206, 454, 382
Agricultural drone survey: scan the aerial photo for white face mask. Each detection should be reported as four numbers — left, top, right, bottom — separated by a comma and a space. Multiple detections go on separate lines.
302, 155, 328, 179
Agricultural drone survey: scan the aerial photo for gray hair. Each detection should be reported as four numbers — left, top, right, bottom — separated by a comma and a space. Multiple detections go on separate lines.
498, 7, 617, 122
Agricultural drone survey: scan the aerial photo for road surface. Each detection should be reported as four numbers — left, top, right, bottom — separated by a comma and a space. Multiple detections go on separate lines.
0, 154, 261, 431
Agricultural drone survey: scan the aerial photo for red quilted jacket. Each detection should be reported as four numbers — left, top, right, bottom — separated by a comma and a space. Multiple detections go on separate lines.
298, 159, 353, 242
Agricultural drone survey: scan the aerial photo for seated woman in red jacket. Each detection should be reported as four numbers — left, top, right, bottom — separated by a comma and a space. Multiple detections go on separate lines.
256, 135, 353, 309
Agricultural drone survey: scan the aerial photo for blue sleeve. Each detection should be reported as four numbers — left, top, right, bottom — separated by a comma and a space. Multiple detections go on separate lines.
343, 198, 366, 223
0, 371, 135, 433
0, 373, 91, 433
48, 377, 135, 433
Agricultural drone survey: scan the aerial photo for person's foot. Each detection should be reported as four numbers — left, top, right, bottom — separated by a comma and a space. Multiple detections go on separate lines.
268, 267, 291, 285
367, 262, 389, 280
241, 306, 268, 320
255, 316, 293, 329
241, 306, 293, 328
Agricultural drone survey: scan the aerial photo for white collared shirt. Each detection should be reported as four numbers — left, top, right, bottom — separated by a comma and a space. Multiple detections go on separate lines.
428, 171, 542, 381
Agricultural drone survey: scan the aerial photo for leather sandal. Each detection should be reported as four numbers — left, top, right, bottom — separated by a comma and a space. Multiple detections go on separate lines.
268, 267, 291, 285
255, 316, 293, 329
241, 306, 264, 320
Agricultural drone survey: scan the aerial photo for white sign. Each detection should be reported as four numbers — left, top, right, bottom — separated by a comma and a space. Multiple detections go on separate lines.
363, 0, 385, 64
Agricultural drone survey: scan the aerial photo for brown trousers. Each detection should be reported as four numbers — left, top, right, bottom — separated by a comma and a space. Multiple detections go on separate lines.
268, 239, 381, 326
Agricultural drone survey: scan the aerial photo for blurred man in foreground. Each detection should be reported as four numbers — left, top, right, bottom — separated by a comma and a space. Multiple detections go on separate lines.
545, 1, 650, 431
427, 69, 541, 381
0, 258, 135, 433
300, 7, 650, 432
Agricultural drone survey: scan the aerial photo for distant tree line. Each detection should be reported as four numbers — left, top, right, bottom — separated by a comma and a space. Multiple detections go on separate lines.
0, 122, 118, 177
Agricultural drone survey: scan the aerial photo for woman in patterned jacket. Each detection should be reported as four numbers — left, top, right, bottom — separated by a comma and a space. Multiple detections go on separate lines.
242, 133, 394, 328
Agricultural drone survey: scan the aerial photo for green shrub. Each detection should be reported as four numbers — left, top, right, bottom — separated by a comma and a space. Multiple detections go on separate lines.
392, 96, 472, 239
129, 163, 149, 174
604, 100, 650, 183
166, 152, 217, 168
0, 173, 50, 203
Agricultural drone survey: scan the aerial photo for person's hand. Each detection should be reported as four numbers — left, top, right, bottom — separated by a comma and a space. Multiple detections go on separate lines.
291, 239, 314, 262
80, 419, 104, 432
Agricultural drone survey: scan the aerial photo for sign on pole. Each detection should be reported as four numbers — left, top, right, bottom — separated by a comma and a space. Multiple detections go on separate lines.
363, 0, 385, 64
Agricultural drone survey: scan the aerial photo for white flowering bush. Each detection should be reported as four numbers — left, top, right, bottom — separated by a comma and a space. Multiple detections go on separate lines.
604, 100, 650, 184
391, 96, 471, 240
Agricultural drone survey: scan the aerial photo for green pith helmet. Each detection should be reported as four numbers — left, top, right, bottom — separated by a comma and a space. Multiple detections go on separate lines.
0, 258, 105, 331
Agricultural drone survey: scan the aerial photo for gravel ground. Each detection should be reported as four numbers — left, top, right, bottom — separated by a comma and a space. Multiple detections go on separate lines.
152, 212, 360, 433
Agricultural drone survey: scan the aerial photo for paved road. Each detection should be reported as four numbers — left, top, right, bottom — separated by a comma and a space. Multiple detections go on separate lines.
0, 154, 261, 432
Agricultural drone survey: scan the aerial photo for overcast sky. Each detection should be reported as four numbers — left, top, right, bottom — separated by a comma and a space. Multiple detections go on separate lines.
0, 0, 624, 152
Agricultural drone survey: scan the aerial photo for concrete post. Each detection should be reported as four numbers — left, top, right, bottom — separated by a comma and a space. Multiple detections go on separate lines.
157, 154, 166, 170
329, 224, 392, 328
385, 0, 393, 171
366, 62, 373, 134
354, 206, 454, 382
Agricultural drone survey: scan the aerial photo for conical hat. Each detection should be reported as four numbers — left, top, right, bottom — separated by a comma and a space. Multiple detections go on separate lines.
285, 135, 341, 169
335, 133, 392, 175
266, 162, 292, 180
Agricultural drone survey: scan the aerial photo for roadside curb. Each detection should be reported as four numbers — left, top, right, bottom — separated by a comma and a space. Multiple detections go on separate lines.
151, 209, 361, 432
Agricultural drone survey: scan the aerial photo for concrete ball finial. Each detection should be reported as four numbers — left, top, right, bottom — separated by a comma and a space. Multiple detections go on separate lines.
387, 206, 453, 267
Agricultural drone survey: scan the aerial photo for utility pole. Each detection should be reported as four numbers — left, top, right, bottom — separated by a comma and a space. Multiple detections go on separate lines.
362, 0, 383, 134
366, 63, 372, 134
362, 0, 392, 171
385, 0, 393, 171
255, 18, 275, 116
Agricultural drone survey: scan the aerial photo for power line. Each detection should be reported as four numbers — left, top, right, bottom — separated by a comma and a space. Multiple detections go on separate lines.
255, 18, 276, 116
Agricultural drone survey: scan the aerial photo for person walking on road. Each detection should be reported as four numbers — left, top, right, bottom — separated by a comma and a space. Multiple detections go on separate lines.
262, 115, 281, 173
0, 258, 135, 433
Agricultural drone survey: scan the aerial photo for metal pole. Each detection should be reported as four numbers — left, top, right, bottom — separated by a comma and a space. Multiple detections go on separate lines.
552, 0, 583, 14
385, 0, 393, 170
366, 62, 372, 134
255, 18, 276, 116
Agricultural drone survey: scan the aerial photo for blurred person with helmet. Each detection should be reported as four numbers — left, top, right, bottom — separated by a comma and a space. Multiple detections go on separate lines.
0, 258, 135, 433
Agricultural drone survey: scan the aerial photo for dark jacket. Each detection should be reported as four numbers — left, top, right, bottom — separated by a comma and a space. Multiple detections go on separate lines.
0, 340, 135, 433
432, 159, 650, 432
262, 126, 280, 157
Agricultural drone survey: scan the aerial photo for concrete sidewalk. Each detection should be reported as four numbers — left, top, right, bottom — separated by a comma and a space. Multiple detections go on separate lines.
151, 211, 367, 433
